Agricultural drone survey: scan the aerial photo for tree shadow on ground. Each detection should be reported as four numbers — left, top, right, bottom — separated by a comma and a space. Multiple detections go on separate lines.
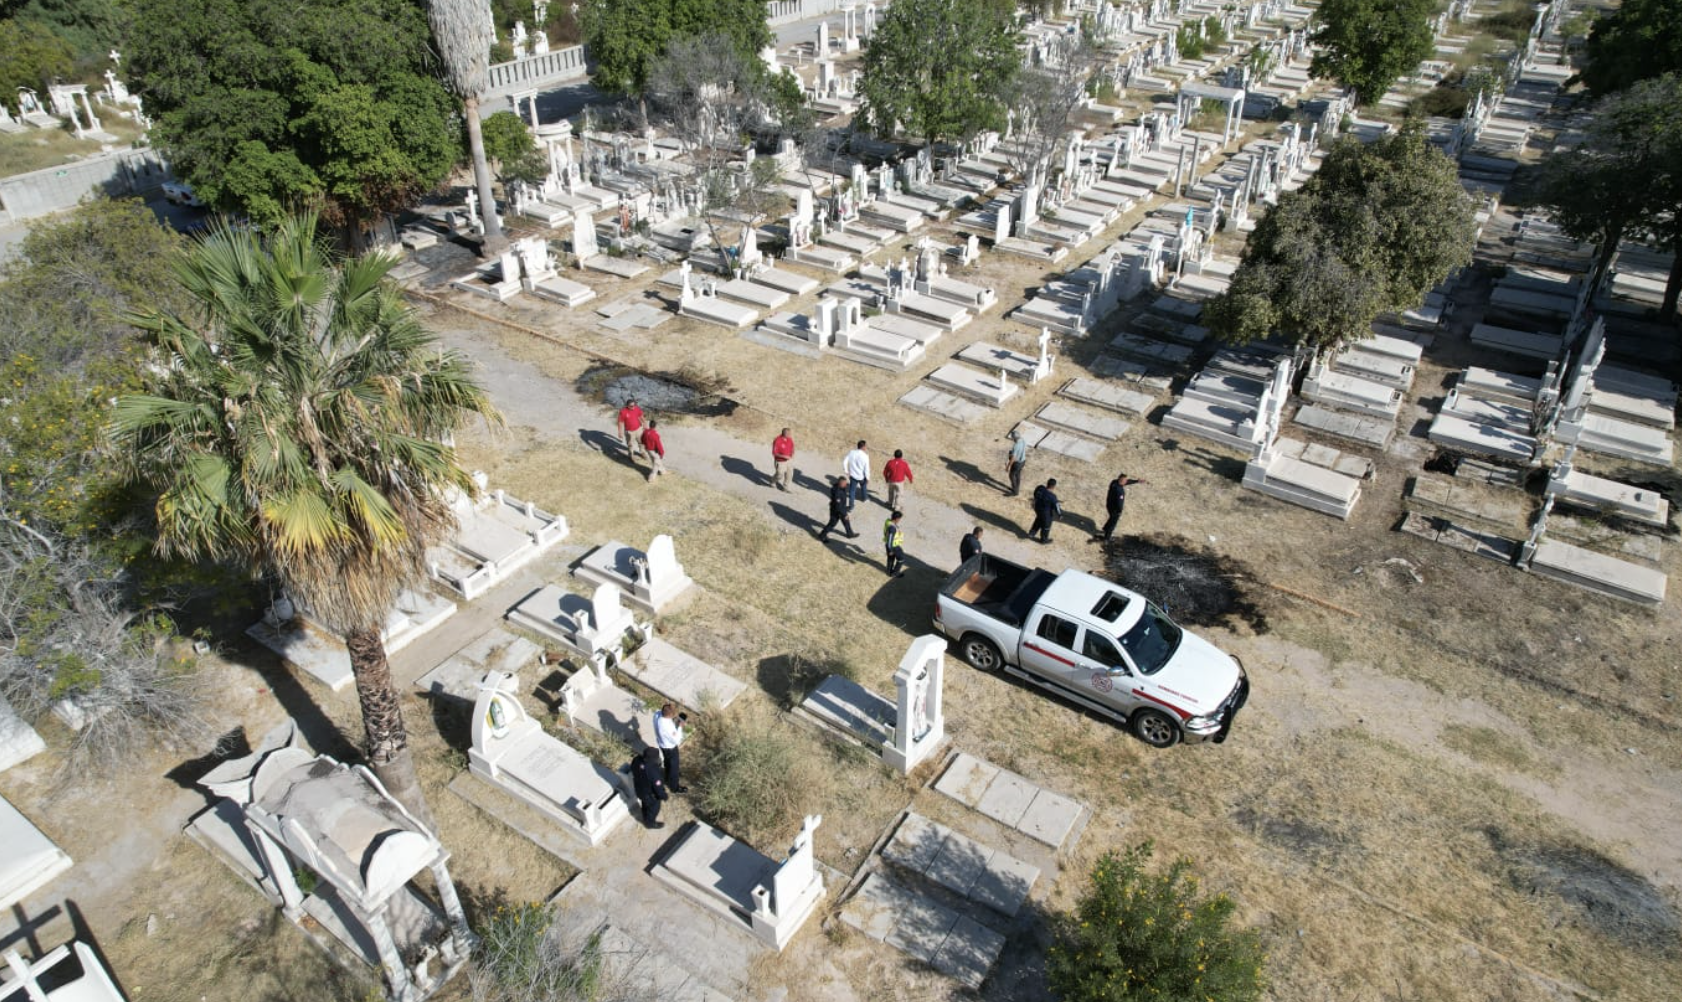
755, 652, 853, 709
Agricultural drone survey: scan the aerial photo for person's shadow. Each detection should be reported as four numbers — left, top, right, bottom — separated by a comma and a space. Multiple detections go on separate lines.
792, 469, 832, 495
721, 454, 771, 487
961, 501, 1028, 538
768, 501, 822, 534
940, 454, 1000, 490
580, 428, 639, 468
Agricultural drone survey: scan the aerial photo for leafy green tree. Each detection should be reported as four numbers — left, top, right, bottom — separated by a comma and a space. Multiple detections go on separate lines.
1578, 0, 1682, 96
856, 0, 1020, 143
2, 0, 127, 64
1207, 125, 1475, 354
1048, 842, 1267, 1002
425, 0, 506, 250
0, 18, 74, 108
0, 198, 188, 374
1308, 0, 1434, 106
127, 0, 458, 238
582, 0, 770, 98
1519, 74, 1682, 319
479, 110, 549, 187
113, 214, 500, 817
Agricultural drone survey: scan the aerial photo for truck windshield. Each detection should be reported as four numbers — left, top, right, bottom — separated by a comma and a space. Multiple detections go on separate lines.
1118, 602, 1182, 675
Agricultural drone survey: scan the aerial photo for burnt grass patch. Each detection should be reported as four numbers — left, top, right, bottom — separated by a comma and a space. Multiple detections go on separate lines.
1486, 827, 1681, 954
578, 363, 740, 418
1099, 533, 1270, 633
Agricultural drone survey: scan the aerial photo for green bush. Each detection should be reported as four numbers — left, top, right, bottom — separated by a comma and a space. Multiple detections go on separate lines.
1048, 843, 1266, 1002
691, 705, 830, 845
1409, 85, 1471, 119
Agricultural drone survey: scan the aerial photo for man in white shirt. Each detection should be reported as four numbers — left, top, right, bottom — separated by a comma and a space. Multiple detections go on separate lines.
653, 703, 688, 793
842, 440, 871, 509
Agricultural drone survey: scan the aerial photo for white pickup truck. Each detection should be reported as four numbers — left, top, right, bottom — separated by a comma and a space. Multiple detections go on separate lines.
934, 554, 1248, 747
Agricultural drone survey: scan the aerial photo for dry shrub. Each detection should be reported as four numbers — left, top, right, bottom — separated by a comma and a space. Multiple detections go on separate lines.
688, 702, 832, 845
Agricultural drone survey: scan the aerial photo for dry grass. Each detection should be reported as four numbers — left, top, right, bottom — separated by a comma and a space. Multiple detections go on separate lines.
0, 117, 149, 177
426, 175, 1682, 999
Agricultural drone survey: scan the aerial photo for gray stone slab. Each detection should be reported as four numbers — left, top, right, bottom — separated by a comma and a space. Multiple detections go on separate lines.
1034, 430, 1106, 461
898, 384, 995, 425
925, 830, 993, 897
659, 823, 773, 914
414, 628, 540, 698
1016, 788, 1083, 848
883, 886, 961, 963
929, 916, 1007, 988
1035, 401, 1131, 441
625, 638, 747, 710
934, 752, 998, 807
1059, 377, 1155, 415
883, 813, 950, 873
968, 851, 1040, 918
1530, 540, 1668, 606
842, 872, 917, 941
799, 675, 894, 748
0, 794, 72, 910
975, 771, 1037, 829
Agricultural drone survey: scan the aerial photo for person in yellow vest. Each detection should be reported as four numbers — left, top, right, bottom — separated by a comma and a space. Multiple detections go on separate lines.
883, 510, 906, 577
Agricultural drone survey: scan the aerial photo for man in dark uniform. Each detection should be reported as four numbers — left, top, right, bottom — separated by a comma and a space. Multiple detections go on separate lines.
883, 510, 906, 577
630, 747, 668, 828
1027, 478, 1061, 543
1099, 473, 1146, 541
959, 526, 985, 564
818, 475, 858, 541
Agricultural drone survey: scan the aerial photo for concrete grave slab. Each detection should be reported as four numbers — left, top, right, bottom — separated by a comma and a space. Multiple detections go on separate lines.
969, 849, 1040, 918
931, 916, 1008, 988
1059, 377, 1155, 415
1033, 430, 1106, 461
798, 675, 895, 748
0, 696, 45, 773
883, 887, 960, 963
414, 629, 541, 700
1017, 788, 1084, 848
934, 752, 999, 806
624, 638, 747, 710
898, 385, 993, 425
975, 771, 1038, 829
841, 871, 916, 941
0, 795, 72, 910
1034, 401, 1131, 441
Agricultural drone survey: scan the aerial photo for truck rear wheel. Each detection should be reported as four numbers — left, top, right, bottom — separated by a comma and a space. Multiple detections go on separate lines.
1131, 709, 1180, 748
959, 634, 1003, 673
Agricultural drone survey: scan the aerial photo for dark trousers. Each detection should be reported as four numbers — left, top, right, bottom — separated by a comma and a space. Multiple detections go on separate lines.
819, 510, 855, 538
638, 793, 662, 825
1007, 461, 1024, 495
1101, 505, 1123, 539
1028, 513, 1053, 542
848, 477, 868, 507
886, 545, 904, 575
660, 746, 682, 789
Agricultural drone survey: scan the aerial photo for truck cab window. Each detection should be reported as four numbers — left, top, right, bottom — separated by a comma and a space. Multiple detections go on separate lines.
1035, 614, 1078, 650
1118, 602, 1183, 675
1082, 631, 1125, 669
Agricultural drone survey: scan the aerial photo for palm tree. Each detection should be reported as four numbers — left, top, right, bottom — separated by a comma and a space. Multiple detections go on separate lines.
112, 214, 499, 819
428, 0, 507, 251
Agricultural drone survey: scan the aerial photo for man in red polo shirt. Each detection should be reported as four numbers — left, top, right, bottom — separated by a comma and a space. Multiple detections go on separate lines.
883, 449, 914, 510
641, 419, 666, 482
617, 398, 644, 458
771, 427, 795, 491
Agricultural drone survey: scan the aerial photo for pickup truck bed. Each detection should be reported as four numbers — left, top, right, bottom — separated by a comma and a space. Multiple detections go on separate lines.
943, 556, 1057, 628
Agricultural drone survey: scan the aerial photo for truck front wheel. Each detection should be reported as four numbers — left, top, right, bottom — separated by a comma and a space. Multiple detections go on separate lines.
960, 634, 1003, 673
1131, 709, 1181, 748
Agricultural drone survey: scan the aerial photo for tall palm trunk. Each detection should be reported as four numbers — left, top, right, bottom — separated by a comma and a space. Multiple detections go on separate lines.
346, 625, 435, 827
464, 94, 506, 252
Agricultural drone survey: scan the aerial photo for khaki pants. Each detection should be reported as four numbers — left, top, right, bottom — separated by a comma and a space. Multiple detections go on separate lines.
887, 481, 907, 510
646, 452, 666, 481
773, 458, 792, 490
622, 426, 642, 456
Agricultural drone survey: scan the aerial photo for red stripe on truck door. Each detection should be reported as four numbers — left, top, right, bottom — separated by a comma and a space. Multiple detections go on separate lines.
1023, 643, 1076, 666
